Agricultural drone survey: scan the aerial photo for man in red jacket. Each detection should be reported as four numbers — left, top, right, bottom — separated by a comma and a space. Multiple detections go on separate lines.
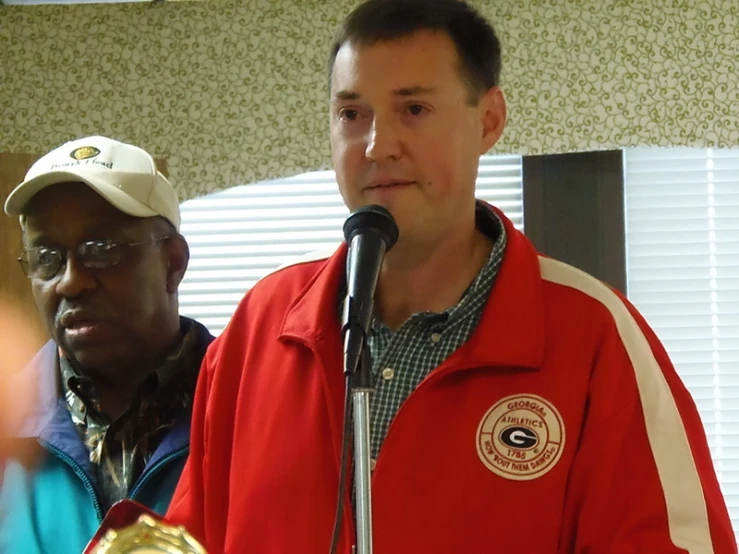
166, 0, 737, 552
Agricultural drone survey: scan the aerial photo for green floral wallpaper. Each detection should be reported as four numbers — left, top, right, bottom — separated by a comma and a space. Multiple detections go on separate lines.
1, 0, 738, 200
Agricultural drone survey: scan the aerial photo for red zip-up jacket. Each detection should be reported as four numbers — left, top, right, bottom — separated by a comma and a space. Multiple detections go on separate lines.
168, 208, 736, 554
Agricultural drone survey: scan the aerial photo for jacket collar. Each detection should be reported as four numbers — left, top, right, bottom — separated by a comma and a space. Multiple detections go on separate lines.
279, 242, 347, 347
279, 204, 545, 370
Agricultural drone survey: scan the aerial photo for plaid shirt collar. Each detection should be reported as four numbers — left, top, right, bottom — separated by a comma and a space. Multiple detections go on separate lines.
369, 201, 507, 334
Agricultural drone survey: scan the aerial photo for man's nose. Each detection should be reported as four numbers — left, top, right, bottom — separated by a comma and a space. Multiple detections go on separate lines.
365, 117, 402, 162
54, 255, 97, 298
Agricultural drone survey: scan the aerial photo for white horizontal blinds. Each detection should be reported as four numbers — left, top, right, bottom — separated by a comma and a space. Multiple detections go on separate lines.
178, 170, 345, 334
178, 154, 523, 335
624, 147, 739, 535
477, 154, 524, 228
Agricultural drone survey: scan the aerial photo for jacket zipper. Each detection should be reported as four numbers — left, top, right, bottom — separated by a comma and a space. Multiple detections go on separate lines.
39, 439, 104, 521
40, 441, 189, 520
129, 446, 189, 499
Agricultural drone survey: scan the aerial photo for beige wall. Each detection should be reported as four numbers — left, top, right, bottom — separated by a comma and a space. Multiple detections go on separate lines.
2, 0, 738, 200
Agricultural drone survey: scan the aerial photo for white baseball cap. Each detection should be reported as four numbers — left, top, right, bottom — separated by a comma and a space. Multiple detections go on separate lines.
4, 135, 181, 231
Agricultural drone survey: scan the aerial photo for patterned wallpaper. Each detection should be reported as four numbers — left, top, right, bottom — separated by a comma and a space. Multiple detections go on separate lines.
1, 0, 738, 200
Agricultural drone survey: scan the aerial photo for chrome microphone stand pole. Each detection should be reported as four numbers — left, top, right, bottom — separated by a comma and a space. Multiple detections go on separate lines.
349, 344, 374, 554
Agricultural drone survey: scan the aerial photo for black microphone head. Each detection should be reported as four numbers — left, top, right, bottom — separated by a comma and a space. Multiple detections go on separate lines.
343, 204, 399, 251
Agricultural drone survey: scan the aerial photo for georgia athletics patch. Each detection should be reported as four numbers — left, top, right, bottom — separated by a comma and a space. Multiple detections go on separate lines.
476, 394, 565, 481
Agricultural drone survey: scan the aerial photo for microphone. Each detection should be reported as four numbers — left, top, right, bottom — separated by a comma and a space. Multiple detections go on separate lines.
341, 205, 399, 376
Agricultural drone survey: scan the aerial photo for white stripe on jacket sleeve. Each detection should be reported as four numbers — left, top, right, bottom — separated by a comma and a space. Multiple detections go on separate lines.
540, 256, 714, 554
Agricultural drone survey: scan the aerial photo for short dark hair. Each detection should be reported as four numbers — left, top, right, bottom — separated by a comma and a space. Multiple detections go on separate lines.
328, 0, 502, 104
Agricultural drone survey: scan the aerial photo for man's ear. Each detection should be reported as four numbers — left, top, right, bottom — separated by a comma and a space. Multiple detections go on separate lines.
165, 235, 190, 294
479, 86, 507, 154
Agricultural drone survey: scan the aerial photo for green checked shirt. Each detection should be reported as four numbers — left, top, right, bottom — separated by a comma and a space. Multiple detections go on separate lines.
367, 203, 507, 459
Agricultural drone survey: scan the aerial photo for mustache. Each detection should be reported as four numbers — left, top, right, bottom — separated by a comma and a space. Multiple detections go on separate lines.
54, 301, 112, 328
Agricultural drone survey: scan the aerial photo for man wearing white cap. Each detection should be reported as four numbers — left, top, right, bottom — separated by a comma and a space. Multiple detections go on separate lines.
0, 136, 214, 554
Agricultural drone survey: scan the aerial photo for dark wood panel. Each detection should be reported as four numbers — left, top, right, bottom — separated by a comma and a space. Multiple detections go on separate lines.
522, 150, 626, 294
0, 152, 48, 348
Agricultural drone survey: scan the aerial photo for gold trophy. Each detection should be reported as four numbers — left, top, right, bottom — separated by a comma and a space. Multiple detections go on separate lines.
84, 500, 207, 554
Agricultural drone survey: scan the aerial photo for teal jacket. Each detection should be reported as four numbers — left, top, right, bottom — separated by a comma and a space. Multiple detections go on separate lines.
0, 324, 212, 554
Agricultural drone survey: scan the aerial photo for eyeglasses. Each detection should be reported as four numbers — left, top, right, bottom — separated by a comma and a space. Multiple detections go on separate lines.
18, 237, 171, 281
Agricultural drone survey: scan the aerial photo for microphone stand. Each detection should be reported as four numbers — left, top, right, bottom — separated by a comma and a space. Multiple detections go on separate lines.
339, 204, 398, 554
348, 341, 374, 554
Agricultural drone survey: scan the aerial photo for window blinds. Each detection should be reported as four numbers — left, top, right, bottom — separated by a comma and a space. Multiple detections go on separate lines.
624, 147, 739, 534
